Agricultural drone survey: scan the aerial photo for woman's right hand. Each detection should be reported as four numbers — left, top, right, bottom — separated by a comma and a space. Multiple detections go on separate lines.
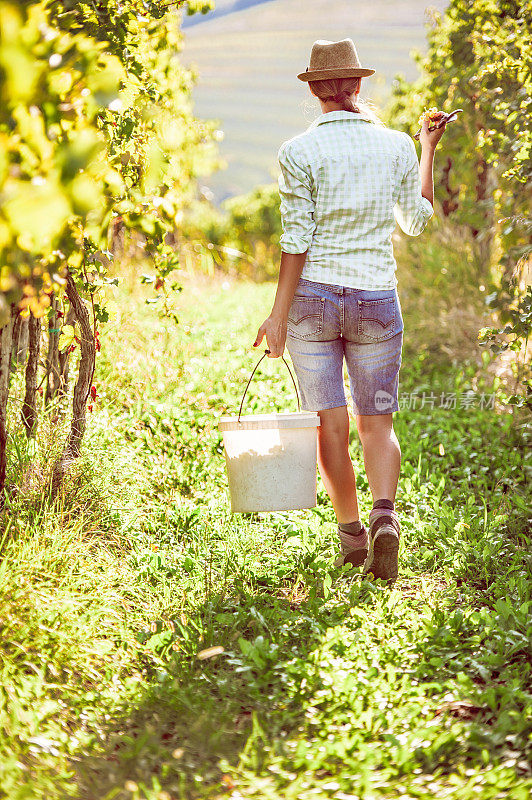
419, 111, 447, 150
253, 315, 287, 358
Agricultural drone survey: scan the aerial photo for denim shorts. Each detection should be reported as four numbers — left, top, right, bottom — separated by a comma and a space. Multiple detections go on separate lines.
285, 277, 404, 415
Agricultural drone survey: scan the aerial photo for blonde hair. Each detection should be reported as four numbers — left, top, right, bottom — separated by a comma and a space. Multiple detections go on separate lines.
308, 77, 384, 126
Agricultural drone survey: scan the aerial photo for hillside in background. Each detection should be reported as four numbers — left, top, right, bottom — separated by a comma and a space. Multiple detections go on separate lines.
182, 0, 275, 28
181, 0, 448, 202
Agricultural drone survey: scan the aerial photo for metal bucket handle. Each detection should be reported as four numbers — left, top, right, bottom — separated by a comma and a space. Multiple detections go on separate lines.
238, 349, 301, 422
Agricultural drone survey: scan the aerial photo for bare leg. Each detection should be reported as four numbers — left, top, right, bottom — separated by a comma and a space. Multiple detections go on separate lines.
355, 413, 401, 502
317, 405, 359, 524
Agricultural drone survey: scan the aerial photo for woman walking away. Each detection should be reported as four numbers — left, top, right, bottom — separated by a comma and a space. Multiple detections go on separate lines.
253, 38, 448, 583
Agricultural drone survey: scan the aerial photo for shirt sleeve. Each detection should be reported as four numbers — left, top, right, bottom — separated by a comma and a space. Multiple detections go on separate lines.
393, 133, 434, 237
277, 142, 316, 254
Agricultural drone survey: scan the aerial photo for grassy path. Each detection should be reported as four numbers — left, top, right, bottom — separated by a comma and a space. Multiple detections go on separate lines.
1, 275, 530, 800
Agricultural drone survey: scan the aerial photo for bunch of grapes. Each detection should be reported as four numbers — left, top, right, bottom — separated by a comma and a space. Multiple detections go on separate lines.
418, 107, 441, 127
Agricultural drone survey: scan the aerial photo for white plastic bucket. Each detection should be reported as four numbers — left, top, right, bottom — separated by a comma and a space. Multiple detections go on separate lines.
219, 411, 320, 513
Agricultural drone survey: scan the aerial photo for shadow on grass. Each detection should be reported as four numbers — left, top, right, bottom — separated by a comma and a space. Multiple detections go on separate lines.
72, 563, 532, 800
73, 575, 375, 799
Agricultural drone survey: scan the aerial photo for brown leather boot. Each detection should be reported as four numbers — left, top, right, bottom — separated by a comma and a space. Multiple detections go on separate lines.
363, 508, 401, 582
334, 524, 369, 568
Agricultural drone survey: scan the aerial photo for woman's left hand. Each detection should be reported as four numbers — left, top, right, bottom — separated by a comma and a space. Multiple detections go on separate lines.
253, 315, 287, 358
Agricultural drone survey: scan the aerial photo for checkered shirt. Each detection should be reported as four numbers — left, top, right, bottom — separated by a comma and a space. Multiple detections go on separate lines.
278, 110, 434, 290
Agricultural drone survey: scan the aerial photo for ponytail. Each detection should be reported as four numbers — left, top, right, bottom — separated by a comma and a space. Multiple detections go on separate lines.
308, 76, 384, 126
330, 89, 360, 113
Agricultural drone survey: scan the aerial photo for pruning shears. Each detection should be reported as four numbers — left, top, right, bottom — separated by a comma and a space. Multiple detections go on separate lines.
414, 108, 463, 140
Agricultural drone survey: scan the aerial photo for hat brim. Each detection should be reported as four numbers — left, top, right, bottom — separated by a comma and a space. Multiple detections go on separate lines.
298, 66, 375, 82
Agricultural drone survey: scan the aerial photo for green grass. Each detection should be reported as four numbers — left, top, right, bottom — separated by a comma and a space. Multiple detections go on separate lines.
1, 271, 530, 799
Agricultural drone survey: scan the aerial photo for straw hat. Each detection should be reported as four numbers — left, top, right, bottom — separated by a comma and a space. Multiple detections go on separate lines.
298, 38, 375, 82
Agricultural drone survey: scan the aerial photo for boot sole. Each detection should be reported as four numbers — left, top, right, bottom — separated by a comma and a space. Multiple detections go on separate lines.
363, 526, 399, 582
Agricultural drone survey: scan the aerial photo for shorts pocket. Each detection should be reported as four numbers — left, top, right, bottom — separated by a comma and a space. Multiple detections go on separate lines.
287, 296, 324, 340
357, 297, 397, 342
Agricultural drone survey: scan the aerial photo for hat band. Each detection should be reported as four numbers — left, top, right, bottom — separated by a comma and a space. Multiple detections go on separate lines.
305, 65, 367, 74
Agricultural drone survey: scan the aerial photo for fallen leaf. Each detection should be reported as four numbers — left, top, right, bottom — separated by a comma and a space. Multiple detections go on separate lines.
435, 700, 483, 720
197, 645, 224, 660
222, 774, 235, 789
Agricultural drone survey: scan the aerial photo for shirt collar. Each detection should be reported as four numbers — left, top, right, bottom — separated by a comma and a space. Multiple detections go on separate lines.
307, 109, 374, 130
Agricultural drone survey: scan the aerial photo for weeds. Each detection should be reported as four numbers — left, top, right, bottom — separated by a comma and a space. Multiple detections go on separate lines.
1, 275, 530, 799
